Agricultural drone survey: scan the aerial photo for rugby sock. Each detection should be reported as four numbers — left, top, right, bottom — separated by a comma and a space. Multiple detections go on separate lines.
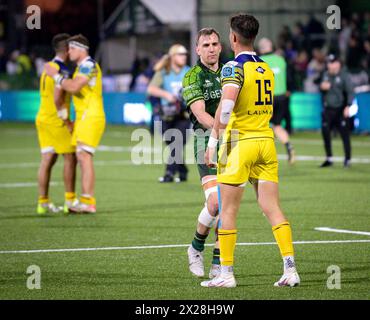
283, 255, 296, 273
212, 248, 220, 265
285, 142, 293, 152
192, 231, 208, 252
272, 222, 296, 271
65, 192, 76, 202
38, 196, 49, 204
80, 194, 96, 206
218, 229, 237, 270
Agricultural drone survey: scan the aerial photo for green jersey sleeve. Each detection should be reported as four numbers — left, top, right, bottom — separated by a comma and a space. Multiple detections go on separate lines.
182, 67, 204, 107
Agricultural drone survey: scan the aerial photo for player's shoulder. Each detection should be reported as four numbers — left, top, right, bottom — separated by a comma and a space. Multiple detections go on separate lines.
221, 60, 242, 79
53, 59, 70, 73
78, 58, 97, 76
80, 58, 96, 69
183, 64, 202, 84
48, 59, 62, 71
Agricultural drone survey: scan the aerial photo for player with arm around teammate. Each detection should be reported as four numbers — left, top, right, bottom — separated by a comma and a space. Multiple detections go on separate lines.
44, 34, 106, 213
36, 33, 77, 214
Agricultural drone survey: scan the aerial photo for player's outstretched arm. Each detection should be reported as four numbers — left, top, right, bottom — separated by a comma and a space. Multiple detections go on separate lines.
44, 63, 88, 94
190, 100, 214, 129
59, 76, 88, 94
205, 86, 239, 167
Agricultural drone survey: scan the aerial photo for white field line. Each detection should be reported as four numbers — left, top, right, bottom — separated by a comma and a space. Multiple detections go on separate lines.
291, 138, 370, 147
0, 182, 59, 188
315, 227, 370, 236
278, 154, 370, 163
0, 160, 136, 170
0, 154, 369, 171
0, 239, 369, 255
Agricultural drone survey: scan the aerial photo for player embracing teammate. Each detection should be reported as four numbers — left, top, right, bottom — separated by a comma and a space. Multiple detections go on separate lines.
38, 34, 106, 214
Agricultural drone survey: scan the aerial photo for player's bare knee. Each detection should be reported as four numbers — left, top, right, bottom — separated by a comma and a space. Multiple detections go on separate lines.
206, 193, 219, 216
64, 152, 77, 164
42, 153, 57, 168
76, 149, 90, 163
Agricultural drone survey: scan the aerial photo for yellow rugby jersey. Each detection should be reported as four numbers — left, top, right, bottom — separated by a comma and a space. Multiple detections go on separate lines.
37, 57, 71, 126
72, 56, 104, 120
221, 51, 275, 141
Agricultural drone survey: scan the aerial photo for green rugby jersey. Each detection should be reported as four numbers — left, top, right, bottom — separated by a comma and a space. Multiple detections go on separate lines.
182, 60, 222, 131
261, 53, 287, 96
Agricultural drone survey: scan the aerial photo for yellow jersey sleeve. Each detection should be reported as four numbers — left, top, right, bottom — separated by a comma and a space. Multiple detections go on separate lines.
76, 60, 96, 79
221, 61, 244, 88
48, 61, 61, 72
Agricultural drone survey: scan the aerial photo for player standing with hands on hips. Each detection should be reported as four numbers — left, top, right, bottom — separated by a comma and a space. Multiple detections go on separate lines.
202, 13, 300, 288
319, 54, 354, 168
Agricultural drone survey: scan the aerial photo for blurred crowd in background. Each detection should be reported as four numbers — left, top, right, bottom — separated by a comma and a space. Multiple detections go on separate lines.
1, 11, 370, 93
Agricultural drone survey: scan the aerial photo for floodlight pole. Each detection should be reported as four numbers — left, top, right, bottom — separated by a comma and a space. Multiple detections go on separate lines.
97, 0, 104, 42
190, 0, 199, 66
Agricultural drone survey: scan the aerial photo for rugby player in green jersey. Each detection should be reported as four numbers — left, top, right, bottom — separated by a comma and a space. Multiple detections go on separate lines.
182, 28, 223, 279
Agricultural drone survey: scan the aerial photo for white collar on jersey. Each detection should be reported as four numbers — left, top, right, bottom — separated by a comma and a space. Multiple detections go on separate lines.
235, 51, 257, 58
53, 56, 64, 63
78, 56, 92, 66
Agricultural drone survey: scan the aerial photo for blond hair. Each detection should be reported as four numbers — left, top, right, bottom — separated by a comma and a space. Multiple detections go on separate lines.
154, 44, 187, 73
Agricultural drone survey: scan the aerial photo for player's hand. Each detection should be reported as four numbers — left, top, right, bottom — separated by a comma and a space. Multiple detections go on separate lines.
44, 63, 58, 77
320, 81, 331, 91
343, 106, 350, 118
205, 146, 217, 168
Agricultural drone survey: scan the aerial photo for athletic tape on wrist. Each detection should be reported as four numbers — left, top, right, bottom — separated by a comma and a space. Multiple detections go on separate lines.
220, 99, 235, 124
207, 136, 218, 148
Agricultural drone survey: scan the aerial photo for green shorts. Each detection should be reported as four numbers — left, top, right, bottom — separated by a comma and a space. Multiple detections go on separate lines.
194, 133, 217, 179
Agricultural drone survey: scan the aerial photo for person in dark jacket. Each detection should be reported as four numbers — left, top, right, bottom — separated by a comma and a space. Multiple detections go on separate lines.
319, 54, 354, 168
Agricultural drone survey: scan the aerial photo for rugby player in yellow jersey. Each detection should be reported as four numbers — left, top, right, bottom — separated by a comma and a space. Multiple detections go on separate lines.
36, 33, 77, 214
202, 14, 300, 288
44, 34, 106, 213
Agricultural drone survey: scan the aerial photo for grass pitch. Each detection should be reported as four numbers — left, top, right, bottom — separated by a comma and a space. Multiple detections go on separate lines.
0, 123, 369, 300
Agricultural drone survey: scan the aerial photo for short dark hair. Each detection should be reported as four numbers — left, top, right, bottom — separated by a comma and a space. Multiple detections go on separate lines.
68, 34, 89, 49
196, 27, 221, 45
52, 33, 70, 52
230, 13, 259, 46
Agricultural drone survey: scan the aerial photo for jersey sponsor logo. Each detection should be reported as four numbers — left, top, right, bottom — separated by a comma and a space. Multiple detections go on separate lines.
184, 84, 196, 91
203, 79, 213, 88
79, 60, 95, 76
221, 66, 234, 78
256, 66, 266, 74
204, 89, 222, 101
247, 109, 273, 116
79, 66, 92, 75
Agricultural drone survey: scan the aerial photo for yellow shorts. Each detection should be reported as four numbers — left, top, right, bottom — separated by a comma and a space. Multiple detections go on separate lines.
217, 138, 278, 185
36, 121, 75, 154
72, 116, 105, 151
